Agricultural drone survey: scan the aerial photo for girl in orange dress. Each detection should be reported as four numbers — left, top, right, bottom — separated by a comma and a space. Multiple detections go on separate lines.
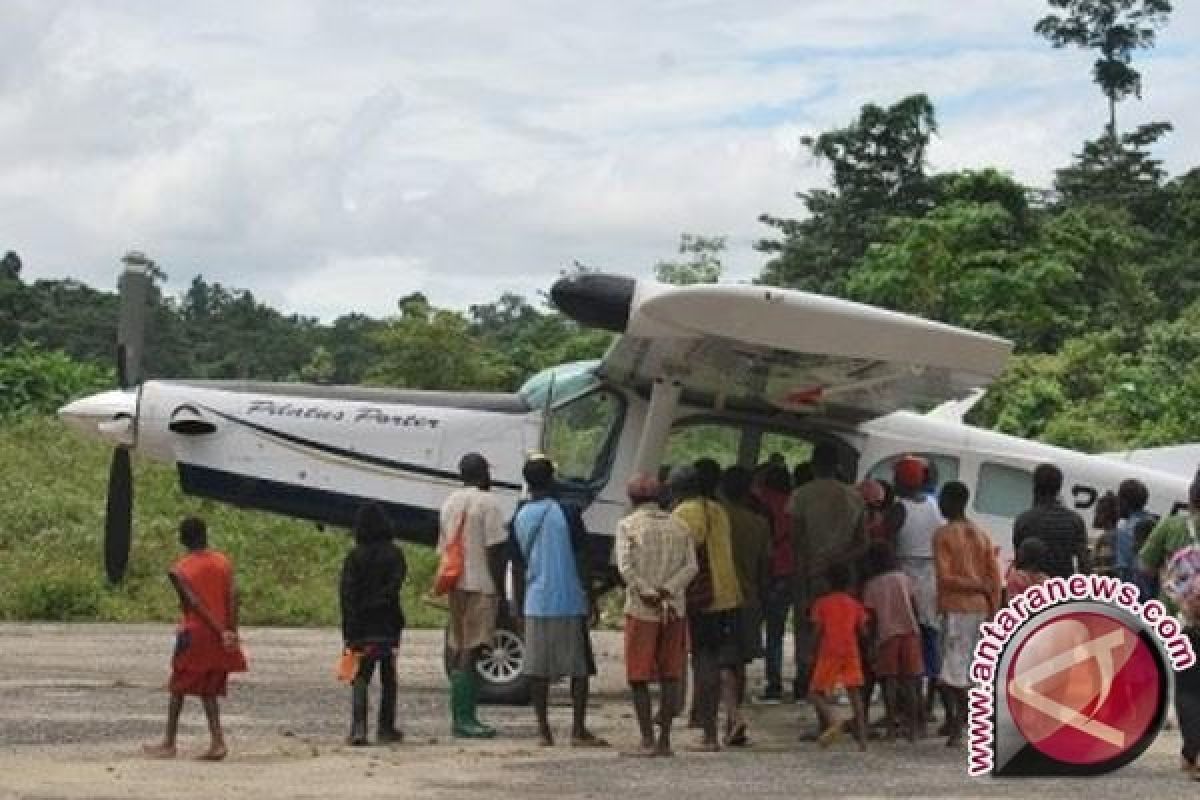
808, 563, 868, 750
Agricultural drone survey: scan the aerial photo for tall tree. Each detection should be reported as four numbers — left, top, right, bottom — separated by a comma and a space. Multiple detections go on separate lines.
757, 94, 939, 294
654, 233, 726, 286
1054, 121, 1172, 216
1035, 0, 1172, 135
0, 251, 21, 281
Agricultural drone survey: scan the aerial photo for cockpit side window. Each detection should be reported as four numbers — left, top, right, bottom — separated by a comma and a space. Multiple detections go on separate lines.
543, 388, 624, 486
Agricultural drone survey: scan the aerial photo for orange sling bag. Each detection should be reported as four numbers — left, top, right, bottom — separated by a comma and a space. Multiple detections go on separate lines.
433, 511, 467, 596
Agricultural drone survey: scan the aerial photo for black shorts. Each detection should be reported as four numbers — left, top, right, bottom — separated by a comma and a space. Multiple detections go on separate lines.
738, 607, 763, 663
689, 609, 743, 669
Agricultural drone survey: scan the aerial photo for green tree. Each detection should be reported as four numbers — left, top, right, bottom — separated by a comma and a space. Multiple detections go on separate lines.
322, 313, 385, 384
298, 345, 335, 383
0, 252, 25, 345
1138, 167, 1200, 316
1035, 0, 1172, 136
1054, 121, 1173, 216
758, 94, 939, 294
973, 302, 1200, 451
1, 251, 20, 281
654, 234, 726, 285
367, 294, 515, 390
470, 292, 613, 385
846, 197, 1084, 351
845, 170, 1158, 352
177, 276, 319, 380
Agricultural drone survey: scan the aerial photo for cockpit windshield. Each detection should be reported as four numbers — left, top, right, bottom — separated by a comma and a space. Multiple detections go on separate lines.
517, 360, 601, 409
518, 359, 623, 489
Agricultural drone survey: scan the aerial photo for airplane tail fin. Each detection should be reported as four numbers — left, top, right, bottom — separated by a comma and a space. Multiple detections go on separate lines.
927, 388, 986, 423
1102, 444, 1200, 481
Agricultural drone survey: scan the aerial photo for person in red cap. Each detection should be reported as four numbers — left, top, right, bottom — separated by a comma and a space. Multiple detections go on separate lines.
615, 473, 698, 756
884, 455, 946, 726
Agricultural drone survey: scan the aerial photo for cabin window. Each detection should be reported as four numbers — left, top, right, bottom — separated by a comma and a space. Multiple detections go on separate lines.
759, 432, 814, 472
867, 453, 960, 491
665, 422, 741, 473
543, 389, 623, 485
975, 462, 1034, 519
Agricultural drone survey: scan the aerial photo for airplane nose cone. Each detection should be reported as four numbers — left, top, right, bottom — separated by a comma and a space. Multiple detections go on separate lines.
549, 272, 636, 333
58, 389, 138, 446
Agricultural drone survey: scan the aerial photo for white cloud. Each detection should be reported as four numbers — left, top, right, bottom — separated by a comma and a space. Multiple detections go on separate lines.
1, 0, 1197, 320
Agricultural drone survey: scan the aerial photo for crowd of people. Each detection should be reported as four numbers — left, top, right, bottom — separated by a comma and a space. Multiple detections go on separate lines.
140, 448, 1200, 780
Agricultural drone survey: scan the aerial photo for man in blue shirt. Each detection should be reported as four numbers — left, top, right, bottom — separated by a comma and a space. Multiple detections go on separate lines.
1116, 479, 1156, 602
514, 456, 606, 748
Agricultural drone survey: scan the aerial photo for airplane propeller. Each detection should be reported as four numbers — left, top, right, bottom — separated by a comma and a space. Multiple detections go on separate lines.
104, 253, 154, 583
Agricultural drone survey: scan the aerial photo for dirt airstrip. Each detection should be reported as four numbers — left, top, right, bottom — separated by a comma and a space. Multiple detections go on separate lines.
0, 624, 1193, 799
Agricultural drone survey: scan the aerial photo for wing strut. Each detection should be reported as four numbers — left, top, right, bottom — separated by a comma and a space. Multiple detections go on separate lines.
631, 379, 681, 478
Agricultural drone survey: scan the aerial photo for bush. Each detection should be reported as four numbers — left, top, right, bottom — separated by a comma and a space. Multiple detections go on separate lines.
8, 571, 103, 621
0, 416, 444, 627
0, 344, 113, 417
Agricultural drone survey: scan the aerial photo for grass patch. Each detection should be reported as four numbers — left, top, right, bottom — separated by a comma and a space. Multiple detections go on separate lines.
0, 416, 443, 627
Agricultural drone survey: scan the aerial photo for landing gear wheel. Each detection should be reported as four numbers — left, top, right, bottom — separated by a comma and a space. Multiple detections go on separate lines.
444, 624, 531, 706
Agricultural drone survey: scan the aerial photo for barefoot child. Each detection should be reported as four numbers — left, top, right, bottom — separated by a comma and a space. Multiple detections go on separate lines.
933, 482, 1001, 748
808, 563, 868, 750
861, 542, 923, 742
145, 517, 246, 761
615, 474, 698, 756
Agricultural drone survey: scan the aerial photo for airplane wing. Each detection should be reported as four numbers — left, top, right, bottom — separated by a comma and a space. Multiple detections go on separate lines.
551, 274, 1012, 423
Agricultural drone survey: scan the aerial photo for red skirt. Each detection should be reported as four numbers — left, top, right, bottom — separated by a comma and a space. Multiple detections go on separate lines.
809, 652, 864, 693
170, 625, 246, 697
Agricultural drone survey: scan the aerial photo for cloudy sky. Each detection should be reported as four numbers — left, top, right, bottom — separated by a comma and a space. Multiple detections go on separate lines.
3, 1, 1198, 320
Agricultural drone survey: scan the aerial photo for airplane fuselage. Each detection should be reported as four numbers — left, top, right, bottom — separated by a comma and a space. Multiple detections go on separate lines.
60, 369, 1192, 565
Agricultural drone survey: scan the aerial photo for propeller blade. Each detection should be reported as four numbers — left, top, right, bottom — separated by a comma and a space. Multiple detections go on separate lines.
104, 448, 133, 584
117, 252, 154, 389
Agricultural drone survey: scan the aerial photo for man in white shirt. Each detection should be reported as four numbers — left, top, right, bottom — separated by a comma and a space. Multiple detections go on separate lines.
616, 473, 698, 756
439, 452, 509, 738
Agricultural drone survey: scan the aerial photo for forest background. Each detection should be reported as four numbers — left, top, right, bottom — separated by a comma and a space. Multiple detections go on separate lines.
1, 0, 1196, 625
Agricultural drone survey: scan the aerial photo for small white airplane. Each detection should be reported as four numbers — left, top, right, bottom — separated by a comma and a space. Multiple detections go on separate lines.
59, 263, 1196, 701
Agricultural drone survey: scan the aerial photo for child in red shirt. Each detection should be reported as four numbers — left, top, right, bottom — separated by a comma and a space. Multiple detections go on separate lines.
1005, 537, 1050, 601
809, 563, 868, 750
862, 542, 923, 742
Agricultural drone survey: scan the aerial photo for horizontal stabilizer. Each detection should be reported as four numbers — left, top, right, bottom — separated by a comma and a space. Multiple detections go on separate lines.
1103, 444, 1200, 481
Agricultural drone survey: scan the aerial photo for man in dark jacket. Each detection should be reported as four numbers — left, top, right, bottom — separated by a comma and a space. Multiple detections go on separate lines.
1013, 464, 1089, 578
340, 503, 407, 746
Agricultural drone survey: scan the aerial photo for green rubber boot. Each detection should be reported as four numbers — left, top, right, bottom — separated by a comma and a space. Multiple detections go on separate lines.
462, 670, 496, 738
451, 671, 495, 739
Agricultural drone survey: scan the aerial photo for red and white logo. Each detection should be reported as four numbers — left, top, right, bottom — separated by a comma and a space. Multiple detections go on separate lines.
1006, 611, 1163, 767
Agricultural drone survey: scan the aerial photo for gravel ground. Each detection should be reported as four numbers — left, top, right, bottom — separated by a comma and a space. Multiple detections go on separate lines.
0, 623, 1194, 799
